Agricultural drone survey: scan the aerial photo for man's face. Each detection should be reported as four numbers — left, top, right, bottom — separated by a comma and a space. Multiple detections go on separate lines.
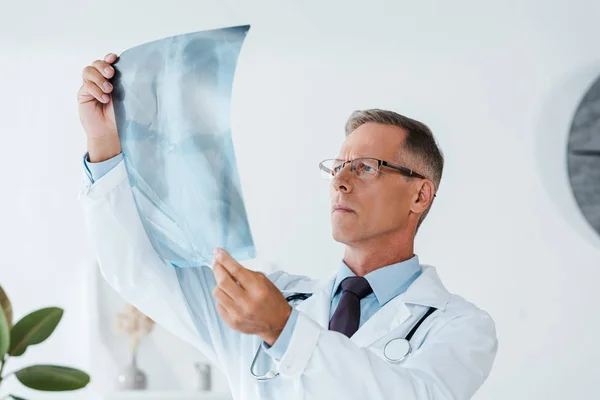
330, 122, 419, 245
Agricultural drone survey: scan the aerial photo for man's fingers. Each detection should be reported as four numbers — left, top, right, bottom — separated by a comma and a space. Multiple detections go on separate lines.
78, 81, 109, 104
82, 66, 113, 94
104, 53, 118, 64
78, 55, 118, 106
215, 303, 231, 321
91, 60, 115, 79
213, 286, 236, 310
213, 262, 245, 298
214, 248, 251, 285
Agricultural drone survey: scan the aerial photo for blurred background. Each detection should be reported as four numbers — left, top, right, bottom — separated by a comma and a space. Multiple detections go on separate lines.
0, 0, 599, 398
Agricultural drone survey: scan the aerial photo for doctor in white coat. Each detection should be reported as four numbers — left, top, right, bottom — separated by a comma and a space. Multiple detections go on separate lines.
78, 53, 498, 400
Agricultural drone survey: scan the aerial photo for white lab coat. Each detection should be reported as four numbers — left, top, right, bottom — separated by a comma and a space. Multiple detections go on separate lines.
80, 160, 498, 400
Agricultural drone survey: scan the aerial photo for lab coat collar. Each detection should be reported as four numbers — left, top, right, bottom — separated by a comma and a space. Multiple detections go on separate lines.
402, 265, 451, 311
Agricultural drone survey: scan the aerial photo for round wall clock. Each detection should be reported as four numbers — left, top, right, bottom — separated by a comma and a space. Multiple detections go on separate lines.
568, 76, 600, 236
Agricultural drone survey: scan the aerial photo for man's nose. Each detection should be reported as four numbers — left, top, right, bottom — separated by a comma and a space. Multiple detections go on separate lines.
332, 164, 354, 193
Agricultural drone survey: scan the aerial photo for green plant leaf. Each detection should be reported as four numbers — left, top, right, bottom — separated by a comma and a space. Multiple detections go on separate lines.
9, 308, 63, 356
10, 395, 28, 400
0, 284, 13, 328
15, 365, 90, 391
0, 304, 9, 356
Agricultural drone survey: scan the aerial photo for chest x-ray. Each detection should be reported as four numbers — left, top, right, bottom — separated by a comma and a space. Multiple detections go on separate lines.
110, 25, 255, 268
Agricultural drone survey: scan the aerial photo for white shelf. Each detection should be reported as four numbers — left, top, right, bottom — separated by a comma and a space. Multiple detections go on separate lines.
104, 391, 232, 400
85, 261, 232, 396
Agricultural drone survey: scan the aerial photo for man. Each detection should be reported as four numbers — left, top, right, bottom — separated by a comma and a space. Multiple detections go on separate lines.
79, 53, 497, 400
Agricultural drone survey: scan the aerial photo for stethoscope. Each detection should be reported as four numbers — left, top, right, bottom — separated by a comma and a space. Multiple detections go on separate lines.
249, 293, 437, 382
382, 306, 437, 363
250, 293, 310, 382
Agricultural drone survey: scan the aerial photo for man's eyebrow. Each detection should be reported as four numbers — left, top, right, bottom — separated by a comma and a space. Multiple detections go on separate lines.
336, 155, 370, 160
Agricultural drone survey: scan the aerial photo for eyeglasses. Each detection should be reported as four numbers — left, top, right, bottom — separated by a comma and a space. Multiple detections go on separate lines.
319, 158, 428, 181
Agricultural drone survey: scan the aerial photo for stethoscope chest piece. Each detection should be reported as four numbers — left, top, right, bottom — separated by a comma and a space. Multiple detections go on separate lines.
383, 338, 411, 363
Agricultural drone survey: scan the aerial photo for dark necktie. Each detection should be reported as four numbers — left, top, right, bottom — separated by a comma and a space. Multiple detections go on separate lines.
329, 276, 373, 337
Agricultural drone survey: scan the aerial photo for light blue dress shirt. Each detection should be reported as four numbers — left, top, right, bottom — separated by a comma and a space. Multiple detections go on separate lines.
83, 152, 123, 183
83, 154, 423, 361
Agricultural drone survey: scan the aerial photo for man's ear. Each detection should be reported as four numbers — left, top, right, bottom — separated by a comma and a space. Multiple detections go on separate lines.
411, 180, 436, 213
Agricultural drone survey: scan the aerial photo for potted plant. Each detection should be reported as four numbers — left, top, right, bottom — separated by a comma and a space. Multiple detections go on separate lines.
0, 284, 90, 400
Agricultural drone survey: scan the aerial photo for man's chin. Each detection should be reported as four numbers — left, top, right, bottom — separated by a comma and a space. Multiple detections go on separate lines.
332, 227, 358, 244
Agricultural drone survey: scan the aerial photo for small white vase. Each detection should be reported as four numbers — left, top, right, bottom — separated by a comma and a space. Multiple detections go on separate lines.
117, 352, 147, 390
195, 362, 212, 391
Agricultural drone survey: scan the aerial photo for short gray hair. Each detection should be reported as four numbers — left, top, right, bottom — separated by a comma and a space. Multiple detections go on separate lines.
344, 109, 444, 230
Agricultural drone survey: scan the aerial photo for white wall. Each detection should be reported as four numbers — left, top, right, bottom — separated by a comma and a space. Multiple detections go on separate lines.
1, 0, 600, 398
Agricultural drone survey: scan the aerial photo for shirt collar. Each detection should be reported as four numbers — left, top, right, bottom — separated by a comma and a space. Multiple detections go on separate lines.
332, 255, 422, 307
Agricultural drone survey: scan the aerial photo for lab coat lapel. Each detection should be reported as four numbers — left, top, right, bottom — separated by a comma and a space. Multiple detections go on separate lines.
294, 273, 336, 329
350, 265, 451, 349
350, 294, 412, 348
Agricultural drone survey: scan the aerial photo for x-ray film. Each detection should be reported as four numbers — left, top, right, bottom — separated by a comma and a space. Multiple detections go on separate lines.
111, 25, 255, 268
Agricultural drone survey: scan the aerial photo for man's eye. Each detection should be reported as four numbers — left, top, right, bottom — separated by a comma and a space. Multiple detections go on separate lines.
355, 162, 370, 172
